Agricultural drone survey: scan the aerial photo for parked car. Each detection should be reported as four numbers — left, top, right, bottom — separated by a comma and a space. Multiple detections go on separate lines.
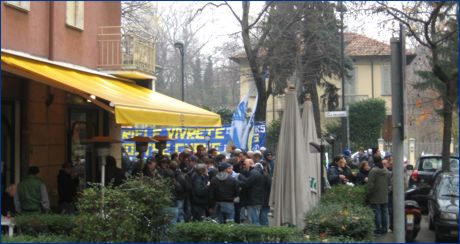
408, 154, 458, 213
409, 154, 459, 187
427, 172, 459, 242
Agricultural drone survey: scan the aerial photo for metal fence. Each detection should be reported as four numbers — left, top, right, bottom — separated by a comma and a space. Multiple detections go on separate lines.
98, 26, 156, 75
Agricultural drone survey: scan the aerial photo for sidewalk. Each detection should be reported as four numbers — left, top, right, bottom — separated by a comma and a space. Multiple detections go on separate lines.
374, 231, 394, 243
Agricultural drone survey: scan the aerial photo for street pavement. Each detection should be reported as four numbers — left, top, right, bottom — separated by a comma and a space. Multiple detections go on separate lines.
374, 215, 436, 243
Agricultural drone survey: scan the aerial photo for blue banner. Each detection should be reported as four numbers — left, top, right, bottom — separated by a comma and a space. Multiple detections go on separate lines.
121, 123, 266, 159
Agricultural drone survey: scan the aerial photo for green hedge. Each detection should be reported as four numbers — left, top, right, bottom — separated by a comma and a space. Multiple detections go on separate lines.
170, 222, 304, 243
1, 234, 76, 243
73, 176, 174, 242
304, 185, 374, 242
13, 213, 76, 236
321, 184, 368, 206
304, 203, 374, 242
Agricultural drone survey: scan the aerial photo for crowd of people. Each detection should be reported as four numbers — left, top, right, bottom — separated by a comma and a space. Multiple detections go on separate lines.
327, 147, 395, 236
4, 142, 401, 234
1, 145, 276, 227
127, 145, 275, 225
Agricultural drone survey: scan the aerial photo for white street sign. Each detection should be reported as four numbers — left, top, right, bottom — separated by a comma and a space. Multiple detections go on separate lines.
325, 111, 348, 118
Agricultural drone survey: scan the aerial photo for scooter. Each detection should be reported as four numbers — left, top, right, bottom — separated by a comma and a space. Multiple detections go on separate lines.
405, 190, 422, 242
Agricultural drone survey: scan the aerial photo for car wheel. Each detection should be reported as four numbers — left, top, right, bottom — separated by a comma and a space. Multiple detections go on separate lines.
435, 226, 444, 242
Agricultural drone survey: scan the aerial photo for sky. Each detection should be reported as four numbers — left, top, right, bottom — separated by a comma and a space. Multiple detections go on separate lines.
155, 1, 409, 55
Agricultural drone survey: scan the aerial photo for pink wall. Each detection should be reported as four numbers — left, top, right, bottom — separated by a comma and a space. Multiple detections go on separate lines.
1, 1, 121, 69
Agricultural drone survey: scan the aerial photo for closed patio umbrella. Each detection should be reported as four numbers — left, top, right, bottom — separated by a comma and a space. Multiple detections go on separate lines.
269, 86, 311, 229
301, 98, 321, 209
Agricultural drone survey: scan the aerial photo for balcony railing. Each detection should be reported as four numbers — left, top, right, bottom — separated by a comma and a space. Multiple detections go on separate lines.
98, 26, 156, 76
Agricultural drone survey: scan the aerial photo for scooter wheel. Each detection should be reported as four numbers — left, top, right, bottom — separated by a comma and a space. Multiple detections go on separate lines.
405, 231, 415, 242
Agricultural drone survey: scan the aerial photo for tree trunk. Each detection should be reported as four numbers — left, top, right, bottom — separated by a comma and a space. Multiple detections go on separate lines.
305, 80, 322, 138
241, 2, 268, 122
441, 79, 454, 172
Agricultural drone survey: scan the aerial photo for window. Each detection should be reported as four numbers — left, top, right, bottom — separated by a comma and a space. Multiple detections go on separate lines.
381, 64, 391, 95
66, 1, 84, 30
5, 1, 30, 11
345, 65, 357, 105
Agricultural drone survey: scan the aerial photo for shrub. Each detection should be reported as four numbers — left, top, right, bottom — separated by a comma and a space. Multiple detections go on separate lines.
321, 184, 368, 206
266, 119, 281, 156
170, 222, 304, 243
73, 176, 174, 242
1, 234, 76, 243
304, 233, 368, 243
349, 98, 386, 149
13, 213, 76, 236
304, 203, 374, 242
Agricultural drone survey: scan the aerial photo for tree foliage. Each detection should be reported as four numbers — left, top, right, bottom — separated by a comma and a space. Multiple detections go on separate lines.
266, 119, 282, 156
349, 98, 386, 150
375, 1, 458, 171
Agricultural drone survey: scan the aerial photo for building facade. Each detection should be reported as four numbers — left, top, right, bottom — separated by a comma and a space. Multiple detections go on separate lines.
2, 1, 123, 208
232, 33, 415, 147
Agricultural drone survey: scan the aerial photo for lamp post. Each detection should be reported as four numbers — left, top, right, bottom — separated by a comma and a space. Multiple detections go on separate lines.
153, 135, 175, 159
337, 1, 348, 150
86, 136, 121, 186
174, 42, 185, 101
126, 136, 158, 173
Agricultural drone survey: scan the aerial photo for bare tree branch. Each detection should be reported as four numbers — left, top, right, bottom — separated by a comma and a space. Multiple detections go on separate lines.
247, 1, 274, 29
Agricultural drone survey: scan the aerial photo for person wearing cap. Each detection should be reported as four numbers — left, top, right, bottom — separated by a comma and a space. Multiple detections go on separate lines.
209, 162, 239, 223
259, 147, 267, 160
263, 151, 275, 177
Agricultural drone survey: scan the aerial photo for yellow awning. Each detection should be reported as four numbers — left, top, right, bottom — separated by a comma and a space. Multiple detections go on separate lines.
1, 50, 221, 127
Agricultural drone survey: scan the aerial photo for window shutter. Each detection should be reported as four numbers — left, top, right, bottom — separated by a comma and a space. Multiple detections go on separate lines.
5, 1, 30, 11
381, 65, 391, 95
75, 1, 84, 29
66, 1, 76, 26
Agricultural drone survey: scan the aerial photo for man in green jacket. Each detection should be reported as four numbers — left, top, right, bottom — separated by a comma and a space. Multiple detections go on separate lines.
367, 157, 389, 235
14, 166, 50, 213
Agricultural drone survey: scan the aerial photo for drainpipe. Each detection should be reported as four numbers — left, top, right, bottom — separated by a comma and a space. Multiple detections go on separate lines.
48, 1, 54, 60
371, 59, 374, 98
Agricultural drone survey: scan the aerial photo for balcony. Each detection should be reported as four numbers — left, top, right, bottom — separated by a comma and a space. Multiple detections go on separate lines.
98, 26, 156, 80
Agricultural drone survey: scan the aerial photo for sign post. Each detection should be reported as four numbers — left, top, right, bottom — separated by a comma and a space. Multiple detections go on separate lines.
325, 110, 349, 149
325, 111, 348, 118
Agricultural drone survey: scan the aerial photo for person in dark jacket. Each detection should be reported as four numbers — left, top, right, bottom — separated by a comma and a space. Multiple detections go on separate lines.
367, 157, 389, 235
355, 161, 370, 185
190, 164, 209, 221
105, 156, 126, 187
170, 160, 190, 223
259, 163, 272, 226
238, 159, 266, 225
57, 162, 79, 214
209, 162, 239, 223
328, 155, 353, 185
